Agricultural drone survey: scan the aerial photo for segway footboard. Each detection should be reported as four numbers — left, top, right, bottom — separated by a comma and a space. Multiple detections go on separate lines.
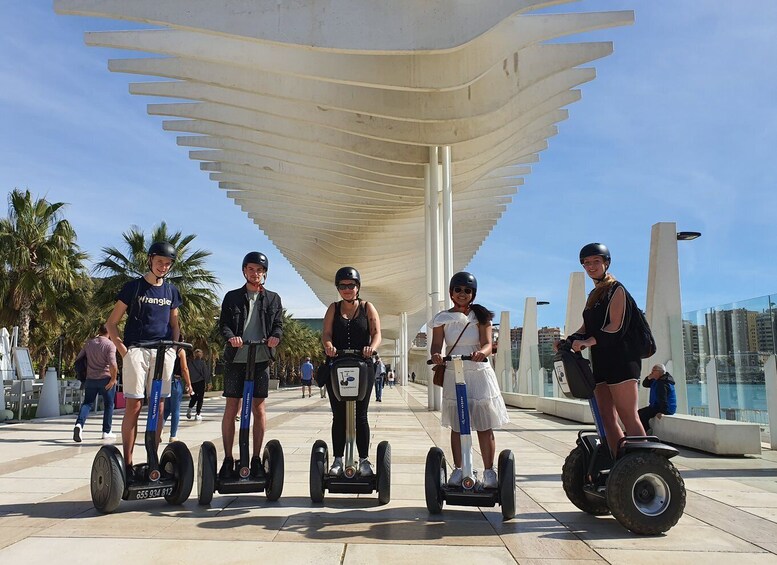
441, 488, 499, 508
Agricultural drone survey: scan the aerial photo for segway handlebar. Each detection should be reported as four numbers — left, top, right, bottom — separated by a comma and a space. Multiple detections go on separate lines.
426, 355, 487, 364
335, 349, 368, 357
135, 339, 193, 351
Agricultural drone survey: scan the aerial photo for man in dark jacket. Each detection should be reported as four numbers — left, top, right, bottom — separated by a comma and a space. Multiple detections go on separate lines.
217, 251, 283, 479
639, 363, 677, 434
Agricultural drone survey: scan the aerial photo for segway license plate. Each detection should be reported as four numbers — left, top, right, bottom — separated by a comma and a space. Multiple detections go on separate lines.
126, 482, 174, 501
335, 366, 361, 399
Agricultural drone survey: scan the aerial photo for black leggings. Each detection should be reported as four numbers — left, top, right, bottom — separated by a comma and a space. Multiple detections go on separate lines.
188, 380, 206, 414
326, 374, 374, 458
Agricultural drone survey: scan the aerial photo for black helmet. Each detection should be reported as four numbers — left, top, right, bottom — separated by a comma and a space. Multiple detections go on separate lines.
579, 243, 610, 265
242, 252, 269, 270
148, 241, 176, 262
449, 271, 477, 299
335, 266, 360, 286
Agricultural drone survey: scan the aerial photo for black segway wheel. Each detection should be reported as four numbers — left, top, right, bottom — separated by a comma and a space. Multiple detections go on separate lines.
197, 441, 217, 505
91, 445, 125, 514
497, 449, 516, 520
263, 439, 284, 502
424, 447, 446, 514
606, 452, 686, 535
562, 446, 610, 516
376, 440, 391, 505
161, 441, 194, 505
309, 439, 328, 503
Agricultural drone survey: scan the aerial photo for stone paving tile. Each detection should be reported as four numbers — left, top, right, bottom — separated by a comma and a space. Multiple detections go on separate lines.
343, 542, 518, 563
596, 549, 776, 565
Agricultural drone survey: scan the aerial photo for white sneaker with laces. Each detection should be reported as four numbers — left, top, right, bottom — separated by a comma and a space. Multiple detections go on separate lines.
169, 436, 179, 443
328, 457, 344, 476
447, 467, 463, 486
195, 414, 203, 421
358, 458, 374, 476
483, 468, 498, 489
102, 431, 116, 441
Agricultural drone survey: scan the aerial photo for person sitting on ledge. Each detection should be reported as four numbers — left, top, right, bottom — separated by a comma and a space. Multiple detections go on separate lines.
638, 363, 677, 435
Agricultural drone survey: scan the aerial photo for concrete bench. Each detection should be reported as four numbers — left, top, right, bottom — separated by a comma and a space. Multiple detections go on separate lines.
652, 413, 761, 455
535, 396, 595, 424
502, 392, 537, 409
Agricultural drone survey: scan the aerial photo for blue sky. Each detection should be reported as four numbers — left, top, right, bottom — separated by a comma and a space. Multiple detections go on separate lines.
2, 1, 776, 330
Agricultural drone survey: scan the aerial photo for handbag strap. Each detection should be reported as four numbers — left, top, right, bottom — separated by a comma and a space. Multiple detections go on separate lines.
446, 322, 471, 356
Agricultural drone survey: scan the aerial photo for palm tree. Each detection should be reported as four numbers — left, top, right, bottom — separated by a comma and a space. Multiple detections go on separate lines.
274, 311, 323, 384
0, 189, 89, 347
93, 222, 220, 344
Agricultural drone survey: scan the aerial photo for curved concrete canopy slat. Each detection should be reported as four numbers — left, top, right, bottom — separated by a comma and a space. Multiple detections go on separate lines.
54, 0, 568, 52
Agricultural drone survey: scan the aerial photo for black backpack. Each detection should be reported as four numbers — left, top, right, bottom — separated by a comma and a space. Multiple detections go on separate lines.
624, 290, 657, 359
75, 354, 88, 382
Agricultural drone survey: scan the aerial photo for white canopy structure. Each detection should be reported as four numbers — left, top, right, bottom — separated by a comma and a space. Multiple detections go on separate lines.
54, 1, 633, 347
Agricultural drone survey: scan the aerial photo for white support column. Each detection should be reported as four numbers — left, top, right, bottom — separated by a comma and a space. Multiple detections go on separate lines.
564, 272, 587, 338
496, 311, 511, 392
427, 146, 443, 410
400, 312, 410, 386
441, 145, 453, 310
424, 163, 435, 409
645, 222, 688, 414
518, 297, 539, 395
764, 355, 777, 450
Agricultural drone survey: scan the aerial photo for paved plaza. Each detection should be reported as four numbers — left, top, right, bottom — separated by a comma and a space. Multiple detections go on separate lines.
2, 383, 777, 564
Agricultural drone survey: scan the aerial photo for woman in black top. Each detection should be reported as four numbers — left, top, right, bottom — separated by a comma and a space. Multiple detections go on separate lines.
321, 266, 381, 476
570, 243, 645, 455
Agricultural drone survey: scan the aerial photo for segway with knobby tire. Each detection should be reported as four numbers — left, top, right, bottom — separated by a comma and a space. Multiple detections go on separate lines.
198, 341, 284, 504
554, 339, 685, 535
424, 355, 516, 520
90, 340, 194, 514
309, 350, 390, 504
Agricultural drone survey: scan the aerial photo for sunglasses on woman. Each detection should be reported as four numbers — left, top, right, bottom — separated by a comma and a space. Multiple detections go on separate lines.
453, 286, 473, 295
337, 283, 358, 290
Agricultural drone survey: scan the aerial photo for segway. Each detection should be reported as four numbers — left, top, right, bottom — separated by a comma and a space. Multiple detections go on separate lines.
198, 341, 284, 504
554, 339, 686, 535
309, 349, 390, 504
90, 340, 194, 514
424, 355, 516, 520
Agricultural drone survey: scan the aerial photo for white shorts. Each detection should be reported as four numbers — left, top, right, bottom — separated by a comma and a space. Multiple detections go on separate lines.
122, 347, 177, 399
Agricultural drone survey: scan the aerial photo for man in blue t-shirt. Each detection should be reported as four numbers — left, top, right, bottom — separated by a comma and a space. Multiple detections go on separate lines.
300, 357, 314, 398
106, 241, 182, 479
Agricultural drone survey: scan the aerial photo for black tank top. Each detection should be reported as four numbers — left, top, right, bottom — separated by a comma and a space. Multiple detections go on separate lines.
331, 300, 371, 351
173, 354, 182, 378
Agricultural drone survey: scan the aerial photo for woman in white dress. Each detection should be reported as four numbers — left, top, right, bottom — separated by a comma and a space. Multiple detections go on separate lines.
430, 272, 509, 488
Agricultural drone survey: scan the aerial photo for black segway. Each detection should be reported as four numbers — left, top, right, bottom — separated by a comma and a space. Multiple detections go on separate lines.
309, 350, 390, 504
197, 341, 284, 504
554, 339, 685, 534
90, 340, 194, 514
424, 355, 516, 520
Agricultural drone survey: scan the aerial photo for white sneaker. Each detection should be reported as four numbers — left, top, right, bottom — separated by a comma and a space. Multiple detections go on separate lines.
169, 436, 179, 442
328, 457, 344, 476
186, 408, 192, 420
195, 414, 203, 421
102, 431, 116, 441
358, 458, 374, 476
483, 468, 498, 489
448, 467, 463, 486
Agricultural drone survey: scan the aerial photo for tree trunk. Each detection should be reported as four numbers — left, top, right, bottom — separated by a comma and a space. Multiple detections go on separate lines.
18, 299, 32, 347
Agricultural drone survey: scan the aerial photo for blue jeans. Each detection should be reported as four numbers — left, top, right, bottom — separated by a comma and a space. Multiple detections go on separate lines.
375, 377, 384, 400
163, 378, 183, 437
76, 377, 116, 433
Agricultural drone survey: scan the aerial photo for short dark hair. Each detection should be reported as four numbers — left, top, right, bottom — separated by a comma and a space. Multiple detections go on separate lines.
98, 324, 108, 335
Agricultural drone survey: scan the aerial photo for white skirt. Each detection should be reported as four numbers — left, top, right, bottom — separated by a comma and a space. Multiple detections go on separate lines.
440, 360, 509, 432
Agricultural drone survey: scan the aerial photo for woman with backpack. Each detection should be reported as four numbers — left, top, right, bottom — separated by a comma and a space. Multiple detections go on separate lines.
569, 243, 645, 455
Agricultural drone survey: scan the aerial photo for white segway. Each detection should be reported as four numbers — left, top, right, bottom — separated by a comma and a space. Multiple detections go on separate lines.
424, 355, 516, 520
